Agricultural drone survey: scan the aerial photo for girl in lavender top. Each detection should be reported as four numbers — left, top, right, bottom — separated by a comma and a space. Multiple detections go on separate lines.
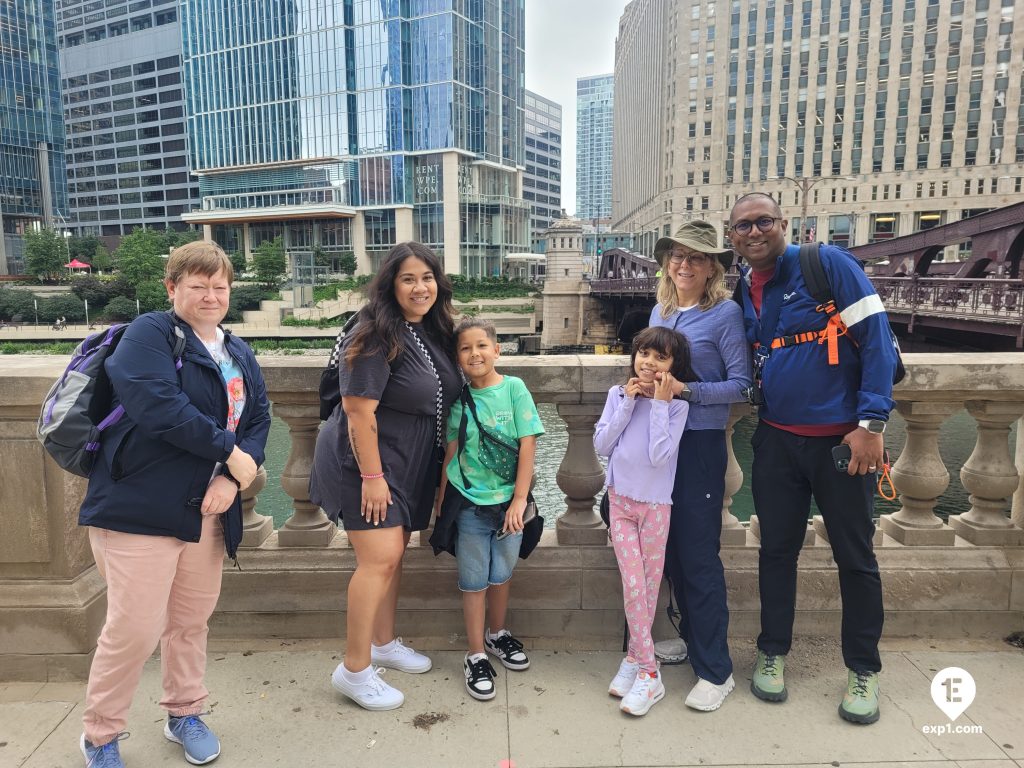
594, 326, 693, 717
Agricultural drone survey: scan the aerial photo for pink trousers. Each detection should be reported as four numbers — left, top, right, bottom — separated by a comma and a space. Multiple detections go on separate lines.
608, 488, 670, 674
82, 515, 224, 746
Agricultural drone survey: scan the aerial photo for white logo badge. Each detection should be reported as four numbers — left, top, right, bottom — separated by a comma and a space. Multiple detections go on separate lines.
930, 667, 976, 722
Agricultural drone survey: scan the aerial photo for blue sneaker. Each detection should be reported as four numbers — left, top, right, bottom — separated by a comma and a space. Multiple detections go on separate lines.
80, 732, 127, 768
163, 715, 221, 765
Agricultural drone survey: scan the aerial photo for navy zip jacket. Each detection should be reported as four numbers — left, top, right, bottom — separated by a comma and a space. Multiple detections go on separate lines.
736, 243, 899, 426
78, 311, 271, 558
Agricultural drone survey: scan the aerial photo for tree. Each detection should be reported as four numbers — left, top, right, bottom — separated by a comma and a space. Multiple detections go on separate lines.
163, 227, 200, 251
135, 279, 170, 314
67, 234, 101, 263
24, 228, 68, 281
228, 251, 247, 276
253, 236, 287, 288
115, 227, 166, 285
337, 251, 357, 276
92, 243, 113, 272
70, 275, 112, 309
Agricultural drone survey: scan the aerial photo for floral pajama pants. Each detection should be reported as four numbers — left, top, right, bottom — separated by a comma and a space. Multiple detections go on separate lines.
608, 487, 671, 674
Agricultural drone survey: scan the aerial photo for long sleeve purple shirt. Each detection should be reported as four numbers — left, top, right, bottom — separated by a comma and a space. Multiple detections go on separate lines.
594, 386, 689, 505
648, 299, 752, 431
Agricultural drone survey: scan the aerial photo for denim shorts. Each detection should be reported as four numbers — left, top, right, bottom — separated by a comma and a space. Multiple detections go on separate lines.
456, 505, 521, 592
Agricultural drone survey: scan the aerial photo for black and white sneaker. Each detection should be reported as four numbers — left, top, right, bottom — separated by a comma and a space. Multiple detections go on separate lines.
484, 629, 530, 670
464, 653, 498, 700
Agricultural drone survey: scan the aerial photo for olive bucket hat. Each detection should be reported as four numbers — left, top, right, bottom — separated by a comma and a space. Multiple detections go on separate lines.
653, 220, 734, 270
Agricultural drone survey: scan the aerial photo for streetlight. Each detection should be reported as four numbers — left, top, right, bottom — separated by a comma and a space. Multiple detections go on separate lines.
84, 299, 89, 328
770, 175, 856, 243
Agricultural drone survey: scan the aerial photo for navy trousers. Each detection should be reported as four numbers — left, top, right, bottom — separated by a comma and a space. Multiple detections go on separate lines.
664, 428, 733, 685
751, 421, 883, 673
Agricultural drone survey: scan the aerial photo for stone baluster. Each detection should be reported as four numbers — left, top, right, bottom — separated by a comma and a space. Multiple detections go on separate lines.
273, 398, 337, 547
554, 403, 607, 544
949, 401, 1024, 545
239, 464, 272, 548
879, 401, 959, 545
1011, 413, 1024, 531
721, 403, 750, 546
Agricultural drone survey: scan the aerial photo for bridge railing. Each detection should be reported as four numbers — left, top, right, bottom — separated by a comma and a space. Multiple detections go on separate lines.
874, 277, 1024, 321
2, 354, 1024, 680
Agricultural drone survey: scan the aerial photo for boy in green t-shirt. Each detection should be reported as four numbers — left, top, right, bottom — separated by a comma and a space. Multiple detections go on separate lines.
437, 318, 545, 701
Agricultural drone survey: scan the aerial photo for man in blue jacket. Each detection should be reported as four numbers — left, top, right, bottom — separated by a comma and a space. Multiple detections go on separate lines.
729, 192, 900, 725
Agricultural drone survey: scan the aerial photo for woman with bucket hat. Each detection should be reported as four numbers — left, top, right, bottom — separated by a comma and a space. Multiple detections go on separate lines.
647, 220, 752, 712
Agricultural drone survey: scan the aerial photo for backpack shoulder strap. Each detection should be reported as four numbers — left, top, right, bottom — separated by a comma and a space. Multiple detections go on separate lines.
163, 310, 187, 369
327, 311, 362, 370
798, 242, 832, 306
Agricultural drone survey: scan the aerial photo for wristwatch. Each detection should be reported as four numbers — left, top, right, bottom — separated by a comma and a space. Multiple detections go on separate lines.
858, 419, 886, 434
677, 383, 693, 401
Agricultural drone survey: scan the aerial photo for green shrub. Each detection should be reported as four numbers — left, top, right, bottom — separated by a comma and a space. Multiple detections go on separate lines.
104, 296, 139, 321
0, 288, 38, 321
231, 285, 270, 312
0, 341, 76, 355
281, 316, 337, 328
39, 295, 87, 323
248, 338, 335, 353
447, 275, 537, 301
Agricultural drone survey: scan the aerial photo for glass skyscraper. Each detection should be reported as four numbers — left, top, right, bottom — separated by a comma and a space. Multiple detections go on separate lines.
524, 89, 562, 250
575, 73, 613, 221
0, 0, 68, 274
181, 0, 528, 276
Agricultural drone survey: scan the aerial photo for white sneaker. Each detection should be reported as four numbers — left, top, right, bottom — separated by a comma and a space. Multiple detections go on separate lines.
331, 663, 405, 711
608, 657, 640, 698
370, 637, 432, 673
654, 636, 688, 664
684, 675, 735, 711
620, 670, 665, 716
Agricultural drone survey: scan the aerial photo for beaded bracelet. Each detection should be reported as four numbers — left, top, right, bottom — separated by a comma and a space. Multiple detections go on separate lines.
360, 471, 385, 480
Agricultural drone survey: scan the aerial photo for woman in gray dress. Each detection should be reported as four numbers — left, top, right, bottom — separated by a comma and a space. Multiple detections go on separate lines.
310, 242, 460, 711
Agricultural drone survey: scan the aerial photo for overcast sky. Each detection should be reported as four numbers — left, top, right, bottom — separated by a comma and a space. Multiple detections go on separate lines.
524, 0, 630, 216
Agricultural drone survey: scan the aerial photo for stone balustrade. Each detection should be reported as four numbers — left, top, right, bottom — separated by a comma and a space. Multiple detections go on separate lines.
2, 353, 1023, 681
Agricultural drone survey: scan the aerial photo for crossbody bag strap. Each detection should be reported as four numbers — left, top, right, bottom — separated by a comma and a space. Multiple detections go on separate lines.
403, 321, 443, 450
457, 385, 473, 488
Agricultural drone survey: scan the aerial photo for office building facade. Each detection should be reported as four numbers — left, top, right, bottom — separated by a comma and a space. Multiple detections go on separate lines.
576, 73, 614, 221
524, 90, 562, 250
612, 0, 1024, 255
57, 0, 197, 241
1, 0, 68, 274
180, 0, 529, 277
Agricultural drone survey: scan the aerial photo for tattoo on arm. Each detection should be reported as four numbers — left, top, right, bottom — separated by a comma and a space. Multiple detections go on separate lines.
348, 425, 362, 467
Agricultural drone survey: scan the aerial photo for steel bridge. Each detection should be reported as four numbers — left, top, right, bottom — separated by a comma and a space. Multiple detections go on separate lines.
589, 203, 1024, 350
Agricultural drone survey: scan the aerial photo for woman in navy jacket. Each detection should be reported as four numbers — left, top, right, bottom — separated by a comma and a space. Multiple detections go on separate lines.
77, 241, 269, 768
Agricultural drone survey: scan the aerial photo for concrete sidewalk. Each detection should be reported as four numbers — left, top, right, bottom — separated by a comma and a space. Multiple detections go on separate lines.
3, 637, 1021, 768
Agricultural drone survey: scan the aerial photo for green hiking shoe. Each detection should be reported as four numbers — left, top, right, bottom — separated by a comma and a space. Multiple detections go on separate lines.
838, 669, 880, 724
751, 649, 787, 702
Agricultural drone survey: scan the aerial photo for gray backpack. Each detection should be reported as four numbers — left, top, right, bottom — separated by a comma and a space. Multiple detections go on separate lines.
37, 313, 186, 477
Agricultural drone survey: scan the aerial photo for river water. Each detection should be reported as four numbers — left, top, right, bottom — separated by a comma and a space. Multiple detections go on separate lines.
257, 403, 1008, 529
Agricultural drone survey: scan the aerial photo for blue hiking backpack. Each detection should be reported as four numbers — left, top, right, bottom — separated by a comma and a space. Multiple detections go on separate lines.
37, 312, 186, 477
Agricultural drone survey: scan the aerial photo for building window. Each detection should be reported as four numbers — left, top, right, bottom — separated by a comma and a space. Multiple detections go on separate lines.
870, 214, 898, 242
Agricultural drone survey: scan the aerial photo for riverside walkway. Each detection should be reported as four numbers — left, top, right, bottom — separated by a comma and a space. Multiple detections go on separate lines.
4, 638, 1021, 768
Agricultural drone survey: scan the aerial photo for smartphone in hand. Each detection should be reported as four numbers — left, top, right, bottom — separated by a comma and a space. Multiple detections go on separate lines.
496, 501, 537, 540
831, 443, 852, 473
